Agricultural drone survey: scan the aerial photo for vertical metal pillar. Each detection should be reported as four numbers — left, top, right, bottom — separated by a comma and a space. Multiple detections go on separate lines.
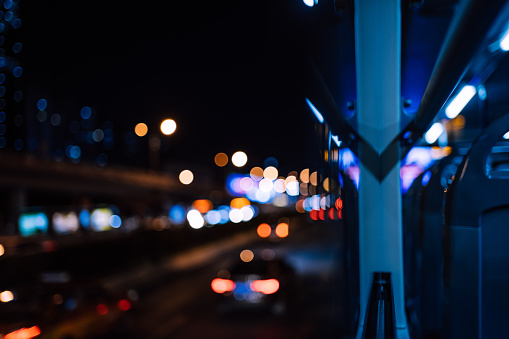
354, 0, 409, 337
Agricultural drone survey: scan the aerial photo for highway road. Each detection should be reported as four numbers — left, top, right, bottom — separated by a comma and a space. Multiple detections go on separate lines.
106, 215, 351, 339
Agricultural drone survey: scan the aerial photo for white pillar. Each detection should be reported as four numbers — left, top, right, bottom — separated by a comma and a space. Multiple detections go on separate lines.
354, 0, 409, 337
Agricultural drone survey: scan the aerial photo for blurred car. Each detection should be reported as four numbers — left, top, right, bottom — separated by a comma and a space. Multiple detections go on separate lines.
211, 249, 297, 315
0, 272, 138, 339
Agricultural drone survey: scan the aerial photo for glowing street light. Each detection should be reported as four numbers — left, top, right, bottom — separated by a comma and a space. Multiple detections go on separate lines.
134, 123, 148, 137
160, 119, 177, 135
232, 151, 248, 167
179, 170, 194, 185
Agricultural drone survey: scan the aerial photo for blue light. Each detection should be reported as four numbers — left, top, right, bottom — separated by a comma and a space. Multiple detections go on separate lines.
0, 111, 5, 122
0, 86, 5, 97
264, 156, 278, 168
110, 215, 122, 228
445, 85, 476, 119
218, 206, 231, 224
477, 85, 487, 100
79, 210, 91, 228
19, 212, 49, 237
37, 99, 47, 111
69, 146, 81, 159
12, 42, 21, 53
4, 1, 13, 10
4, 11, 13, 21
331, 134, 341, 147
80, 106, 92, 119
500, 26, 509, 51
12, 19, 21, 29
205, 210, 221, 225
0, 74, 5, 84
305, 98, 324, 123
0, 23, 4, 33
169, 205, 186, 225
303, 0, 316, 7
422, 170, 432, 186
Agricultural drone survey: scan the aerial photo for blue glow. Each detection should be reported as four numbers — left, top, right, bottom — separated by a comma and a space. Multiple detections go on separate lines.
14, 139, 23, 151
3, 1, 13, 10
96, 153, 108, 166
0, 111, 5, 122
0, 23, 4, 33
403, 147, 434, 168
80, 106, 92, 119
110, 215, 122, 228
0, 86, 5, 97
79, 210, 91, 228
477, 85, 487, 100
424, 122, 444, 144
0, 58, 6, 68
12, 66, 22, 77
205, 210, 221, 225
169, 205, 186, 225
69, 146, 81, 159
264, 157, 278, 168
305, 98, 324, 123
303, 0, 315, 7
226, 173, 247, 196
0, 74, 5, 84
218, 205, 231, 224
331, 135, 341, 147
12, 19, 20, 29
37, 99, 47, 111
4, 11, 13, 21
12, 42, 21, 53
422, 170, 432, 186
19, 212, 48, 237
445, 85, 476, 119
500, 26, 509, 51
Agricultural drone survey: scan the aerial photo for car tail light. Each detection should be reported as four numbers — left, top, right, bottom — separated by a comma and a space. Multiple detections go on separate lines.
96, 303, 109, 315
251, 279, 279, 294
211, 278, 235, 293
4, 326, 41, 339
118, 299, 131, 311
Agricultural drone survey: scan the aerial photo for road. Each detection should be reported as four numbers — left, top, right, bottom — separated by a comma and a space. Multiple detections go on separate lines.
104, 214, 352, 339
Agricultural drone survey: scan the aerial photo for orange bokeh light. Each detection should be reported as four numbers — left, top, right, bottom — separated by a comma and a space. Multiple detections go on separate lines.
257, 223, 271, 238
134, 123, 148, 137
230, 197, 250, 209
192, 199, 213, 214
275, 223, 289, 238
214, 153, 228, 167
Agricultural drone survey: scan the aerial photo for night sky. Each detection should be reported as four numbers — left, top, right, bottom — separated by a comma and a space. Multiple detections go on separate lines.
20, 0, 319, 175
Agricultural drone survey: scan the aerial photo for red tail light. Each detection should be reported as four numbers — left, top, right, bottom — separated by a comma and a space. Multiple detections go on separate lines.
96, 303, 109, 315
5, 326, 41, 339
211, 278, 235, 293
118, 299, 131, 311
250, 279, 279, 294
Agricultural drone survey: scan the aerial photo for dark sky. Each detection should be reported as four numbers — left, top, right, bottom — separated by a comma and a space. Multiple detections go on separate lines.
20, 0, 318, 174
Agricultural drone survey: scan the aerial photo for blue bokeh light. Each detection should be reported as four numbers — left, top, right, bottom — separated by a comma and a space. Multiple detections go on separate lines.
80, 106, 92, 119
169, 205, 186, 225
12, 42, 21, 53
37, 99, 47, 111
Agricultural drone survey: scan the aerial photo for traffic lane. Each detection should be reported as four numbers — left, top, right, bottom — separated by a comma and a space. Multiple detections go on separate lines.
125, 218, 346, 338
